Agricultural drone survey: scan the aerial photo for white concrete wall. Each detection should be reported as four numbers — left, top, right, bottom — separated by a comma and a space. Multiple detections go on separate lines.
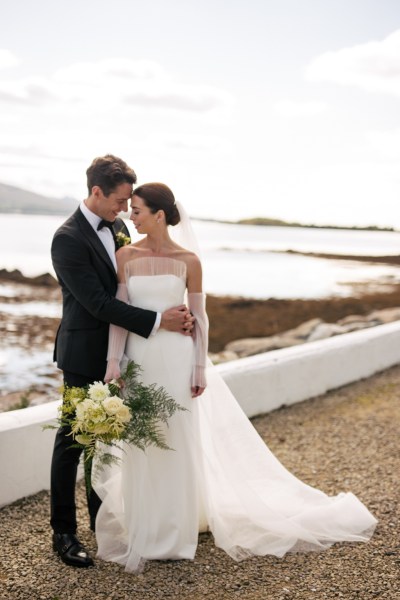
219, 320, 400, 417
0, 402, 60, 507
1, 320, 400, 507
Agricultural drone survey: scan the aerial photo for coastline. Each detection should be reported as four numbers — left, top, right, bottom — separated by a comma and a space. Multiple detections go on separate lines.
207, 283, 400, 351
3, 264, 400, 351
2, 260, 400, 409
274, 248, 400, 265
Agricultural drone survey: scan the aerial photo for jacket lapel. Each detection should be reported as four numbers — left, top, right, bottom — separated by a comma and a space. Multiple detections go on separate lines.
74, 209, 117, 276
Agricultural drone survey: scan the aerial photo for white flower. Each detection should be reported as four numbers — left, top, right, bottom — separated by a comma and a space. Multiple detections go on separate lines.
87, 382, 110, 402
116, 404, 131, 423
71, 396, 81, 408
75, 399, 107, 428
89, 407, 107, 424
92, 423, 111, 434
75, 399, 93, 422
103, 396, 124, 416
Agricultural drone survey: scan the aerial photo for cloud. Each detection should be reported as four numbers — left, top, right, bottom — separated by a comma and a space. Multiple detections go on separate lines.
0, 56, 235, 200
305, 29, 400, 97
0, 57, 233, 113
0, 143, 83, 162
0, 49, 19, 70
124, 85, 231, 113
275, 99, 328, 117
54, 58, 167, 84
0, 78, 57, 105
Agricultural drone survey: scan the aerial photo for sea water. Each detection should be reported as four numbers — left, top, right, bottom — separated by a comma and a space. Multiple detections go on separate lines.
1, 213, 400, 300
2, 213, 400, 395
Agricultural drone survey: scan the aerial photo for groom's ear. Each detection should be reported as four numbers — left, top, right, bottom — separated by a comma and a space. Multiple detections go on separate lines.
92, 185, 104, 199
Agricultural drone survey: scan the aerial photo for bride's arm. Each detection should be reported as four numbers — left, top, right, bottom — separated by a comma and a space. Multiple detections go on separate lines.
187, 255, 209, 397
104, 251, 131, 382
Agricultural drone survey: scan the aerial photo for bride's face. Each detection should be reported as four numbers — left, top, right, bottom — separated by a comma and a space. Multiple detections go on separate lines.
130, 195, 158, 234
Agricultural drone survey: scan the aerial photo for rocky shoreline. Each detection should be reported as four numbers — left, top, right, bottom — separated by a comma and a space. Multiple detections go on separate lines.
2, 266, 400, 410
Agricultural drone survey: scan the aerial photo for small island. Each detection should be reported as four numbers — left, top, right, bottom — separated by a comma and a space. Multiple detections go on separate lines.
237, 217, 395, 232
196, 216, 396, 233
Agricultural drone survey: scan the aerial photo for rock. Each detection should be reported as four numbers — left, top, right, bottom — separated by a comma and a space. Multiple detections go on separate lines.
224, 305, 400, 360
307, 323, 346, 342
339, 321, 376, 334
225, 333, 305, 358
225, 337, 282, 357
209, 350, 239, 364
30, 272, 58, 287
0, 268, 58, 287
225, 319, 322, 358
307, 323, 345, 342
337, 314, 370, 325
367, 307, 400, 324
225, 318, 323, 358
286, 318, 323, 339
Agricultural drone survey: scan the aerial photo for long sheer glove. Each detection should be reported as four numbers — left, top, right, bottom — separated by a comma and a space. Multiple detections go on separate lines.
104, 283, 129, 382
188, 292, 209, 390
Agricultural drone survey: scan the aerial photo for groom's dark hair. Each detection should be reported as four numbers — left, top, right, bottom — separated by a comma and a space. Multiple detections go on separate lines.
86, 154, 137, 196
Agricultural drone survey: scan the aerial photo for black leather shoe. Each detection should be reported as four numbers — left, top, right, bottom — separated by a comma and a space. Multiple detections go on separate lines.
52, 533, 94, 567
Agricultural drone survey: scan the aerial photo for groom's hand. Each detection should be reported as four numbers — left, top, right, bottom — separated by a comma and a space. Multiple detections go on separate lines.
160, 305, 194, 335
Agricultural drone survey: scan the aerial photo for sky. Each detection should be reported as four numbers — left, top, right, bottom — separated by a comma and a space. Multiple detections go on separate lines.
1, 0, 400, 227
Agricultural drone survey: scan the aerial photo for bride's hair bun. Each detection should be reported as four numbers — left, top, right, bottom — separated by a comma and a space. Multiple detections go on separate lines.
133, 183, 181, 226
168, 203, 180, 226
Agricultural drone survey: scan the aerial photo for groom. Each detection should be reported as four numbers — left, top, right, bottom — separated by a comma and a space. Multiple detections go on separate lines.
50, 154, 193, 568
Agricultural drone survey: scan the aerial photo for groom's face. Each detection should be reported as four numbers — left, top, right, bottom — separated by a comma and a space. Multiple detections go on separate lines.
94, 183, 133, 222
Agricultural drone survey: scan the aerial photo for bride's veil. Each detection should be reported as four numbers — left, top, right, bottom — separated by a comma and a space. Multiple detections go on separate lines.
170, 201, 202, 258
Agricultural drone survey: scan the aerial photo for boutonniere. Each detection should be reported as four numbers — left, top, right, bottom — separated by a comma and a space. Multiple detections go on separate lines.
115, 231, 131, 248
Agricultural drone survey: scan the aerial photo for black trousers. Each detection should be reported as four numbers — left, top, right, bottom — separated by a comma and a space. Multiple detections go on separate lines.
50, 371, 102, 534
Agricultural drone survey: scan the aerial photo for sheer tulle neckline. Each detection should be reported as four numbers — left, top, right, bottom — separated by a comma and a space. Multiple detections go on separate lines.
123, 256, 187, 282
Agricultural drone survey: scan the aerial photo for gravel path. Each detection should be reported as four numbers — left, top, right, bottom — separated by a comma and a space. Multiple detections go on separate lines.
0, 365, 399, 600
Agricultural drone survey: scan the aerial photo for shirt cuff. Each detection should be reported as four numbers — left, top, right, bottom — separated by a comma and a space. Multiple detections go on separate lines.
150, 312, 161, 336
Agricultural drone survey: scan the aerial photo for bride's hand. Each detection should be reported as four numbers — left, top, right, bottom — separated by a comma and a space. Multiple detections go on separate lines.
191, 386, 205, 398
104, 359, 121, 383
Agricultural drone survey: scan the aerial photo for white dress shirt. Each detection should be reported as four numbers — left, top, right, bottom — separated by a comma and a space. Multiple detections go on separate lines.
80, 201, 117, 270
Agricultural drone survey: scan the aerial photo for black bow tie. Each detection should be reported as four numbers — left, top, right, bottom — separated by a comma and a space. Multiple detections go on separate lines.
97, 219, 115, 232
97, 219, 119, 251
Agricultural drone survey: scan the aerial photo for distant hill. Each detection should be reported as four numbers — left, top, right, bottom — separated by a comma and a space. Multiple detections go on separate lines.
0, 181, 395, 232
0, 182, 79, 215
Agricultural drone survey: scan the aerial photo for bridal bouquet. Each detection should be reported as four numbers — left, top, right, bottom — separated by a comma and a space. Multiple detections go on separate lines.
51, 360, 185, 465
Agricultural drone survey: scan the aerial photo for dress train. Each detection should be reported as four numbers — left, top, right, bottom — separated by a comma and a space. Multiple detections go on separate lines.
94, 259, 376, 572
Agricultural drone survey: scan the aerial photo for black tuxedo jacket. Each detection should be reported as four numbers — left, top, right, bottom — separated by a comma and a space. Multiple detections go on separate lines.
51, 208, 156, 381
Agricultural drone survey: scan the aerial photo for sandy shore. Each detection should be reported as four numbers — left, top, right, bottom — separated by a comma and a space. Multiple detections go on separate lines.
0, 364, 399, 599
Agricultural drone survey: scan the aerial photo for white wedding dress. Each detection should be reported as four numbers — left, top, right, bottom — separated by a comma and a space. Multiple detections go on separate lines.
94, 257, 376, 573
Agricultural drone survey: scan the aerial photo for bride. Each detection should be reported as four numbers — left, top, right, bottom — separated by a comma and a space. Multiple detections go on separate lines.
93, 183, 377, 573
